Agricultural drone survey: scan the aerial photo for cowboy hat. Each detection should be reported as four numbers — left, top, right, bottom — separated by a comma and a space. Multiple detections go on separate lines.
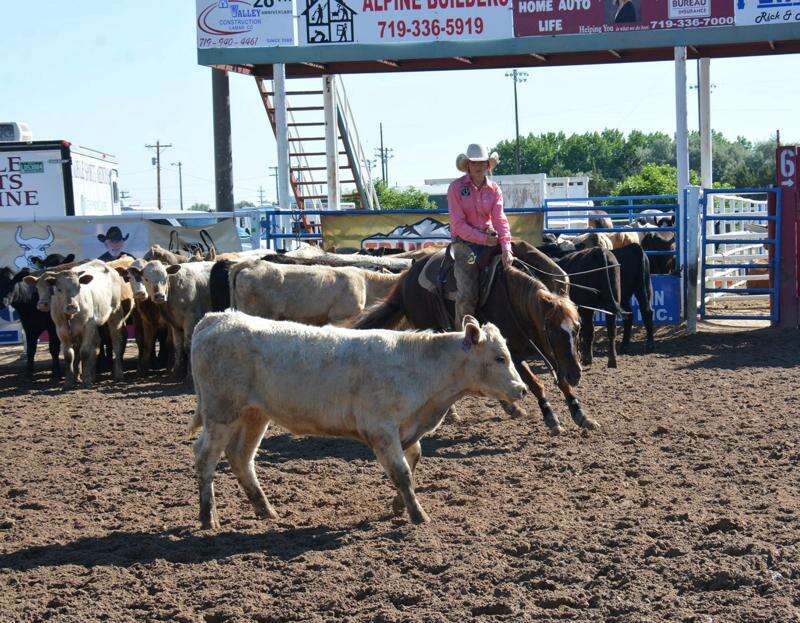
97, 226, 129, 243
456, 143, 500, 173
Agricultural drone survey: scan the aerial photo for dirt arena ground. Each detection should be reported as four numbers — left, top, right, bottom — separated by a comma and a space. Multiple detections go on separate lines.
0, 325, 798, 622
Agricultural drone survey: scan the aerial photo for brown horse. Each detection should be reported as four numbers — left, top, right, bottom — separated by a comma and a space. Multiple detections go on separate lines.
354, 244, 599, 434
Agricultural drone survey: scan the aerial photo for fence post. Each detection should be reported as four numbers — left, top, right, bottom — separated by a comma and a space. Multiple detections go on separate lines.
775, 146, 800, 327
685, 186, 701, 333
249, 210, 262, 251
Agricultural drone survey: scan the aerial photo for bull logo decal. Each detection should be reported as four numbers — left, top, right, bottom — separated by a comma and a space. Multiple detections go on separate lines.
14, 226, 55, 270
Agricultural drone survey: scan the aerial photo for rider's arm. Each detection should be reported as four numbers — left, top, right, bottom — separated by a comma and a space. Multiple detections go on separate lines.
489, 187, 512, 253
448, 182, 492, 245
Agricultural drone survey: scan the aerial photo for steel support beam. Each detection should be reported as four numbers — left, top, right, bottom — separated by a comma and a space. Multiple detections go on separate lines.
698, 58, 713, 188
323, 75, 341, 210
274, 64, 292, 210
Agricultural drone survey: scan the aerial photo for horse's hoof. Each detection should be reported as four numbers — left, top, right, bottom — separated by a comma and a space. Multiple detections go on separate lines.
549, 425, 563, 436
608, 360, 618, 369
582, 418, 600, 431
409, 508, 431, 524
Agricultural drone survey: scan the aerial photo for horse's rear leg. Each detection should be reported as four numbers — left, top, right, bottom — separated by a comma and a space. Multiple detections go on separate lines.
515, 360, 563, 435
605, 313, 618, 368
578, 309, 594, 366
557, 378, 599, 431
637, 284, 655, 353
619, 303, 633, 355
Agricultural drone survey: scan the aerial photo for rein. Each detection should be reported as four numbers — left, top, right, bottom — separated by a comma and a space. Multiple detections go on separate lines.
515, 256, 622, 278
501, 269, 558, 382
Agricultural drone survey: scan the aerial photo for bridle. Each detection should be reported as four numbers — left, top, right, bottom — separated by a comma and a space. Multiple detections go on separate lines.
500, 265, 561, 382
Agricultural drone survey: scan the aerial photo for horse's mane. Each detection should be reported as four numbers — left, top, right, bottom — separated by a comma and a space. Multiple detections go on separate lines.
505, 265, 579, 325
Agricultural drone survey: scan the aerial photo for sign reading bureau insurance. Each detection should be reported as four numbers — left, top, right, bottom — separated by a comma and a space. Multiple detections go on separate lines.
196, 0, 799, 50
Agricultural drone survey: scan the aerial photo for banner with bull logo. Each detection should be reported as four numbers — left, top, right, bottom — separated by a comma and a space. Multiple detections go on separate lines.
320, 210, 543, 253
0, 218, 242, 272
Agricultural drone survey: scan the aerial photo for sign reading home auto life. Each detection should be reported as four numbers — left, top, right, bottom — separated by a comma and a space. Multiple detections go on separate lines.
196, 0, 295, 48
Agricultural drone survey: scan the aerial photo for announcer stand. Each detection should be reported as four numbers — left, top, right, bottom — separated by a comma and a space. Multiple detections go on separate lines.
774, 146, 800, 328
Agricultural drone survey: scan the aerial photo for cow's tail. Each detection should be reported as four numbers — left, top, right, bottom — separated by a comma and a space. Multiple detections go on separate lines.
352, 274, 407, 329
228, 259, 257, 311
603, 250, 627, 316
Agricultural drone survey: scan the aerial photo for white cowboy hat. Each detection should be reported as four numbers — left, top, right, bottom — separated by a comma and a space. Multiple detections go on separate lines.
456, 143, 500, 173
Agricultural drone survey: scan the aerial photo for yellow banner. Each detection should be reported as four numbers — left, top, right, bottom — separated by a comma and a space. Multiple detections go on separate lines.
320, 212, 543, 253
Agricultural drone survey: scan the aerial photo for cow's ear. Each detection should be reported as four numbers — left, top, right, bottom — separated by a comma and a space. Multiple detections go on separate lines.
166, 264, 182, 275
128, 266, 142, 278
63, 254, 75, 264
462, 315, 483, 346
23, 275, 38, 285
78, 273, 94, 285
114, 267, 128, 278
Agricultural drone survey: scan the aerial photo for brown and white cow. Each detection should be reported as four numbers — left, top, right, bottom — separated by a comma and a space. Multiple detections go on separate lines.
30, 262, 131, 388
189, 312, 527, 528
229, 259, 402, 326
127, 260, 213, 380
117, 258, 172, 373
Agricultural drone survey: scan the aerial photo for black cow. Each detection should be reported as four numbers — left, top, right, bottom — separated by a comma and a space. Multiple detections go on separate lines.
612, 243, 655, 354
640, 233, 676, 275
0, 267, 62, 379
538, 245, 625, 368
209, 259, 238, 312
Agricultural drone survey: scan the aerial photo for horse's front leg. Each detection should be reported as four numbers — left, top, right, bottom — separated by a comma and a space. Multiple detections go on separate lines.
556, 378, 599, 431
503, 360, 563, 435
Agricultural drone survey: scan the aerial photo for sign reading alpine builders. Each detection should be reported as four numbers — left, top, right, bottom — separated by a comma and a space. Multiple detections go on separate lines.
197, 0, 296, 48
513, 0, 733, 37
298, 0, 514, 45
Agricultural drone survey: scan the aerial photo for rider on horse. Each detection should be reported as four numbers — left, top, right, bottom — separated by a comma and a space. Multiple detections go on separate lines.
448, 143, 514, 328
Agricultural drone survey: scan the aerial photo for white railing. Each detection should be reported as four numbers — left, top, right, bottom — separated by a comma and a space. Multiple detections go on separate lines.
335, 77, 379, 210
704, 193, 770, 300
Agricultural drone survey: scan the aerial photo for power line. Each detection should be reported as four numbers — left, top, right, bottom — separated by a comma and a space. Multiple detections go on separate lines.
144, 141, 172, 210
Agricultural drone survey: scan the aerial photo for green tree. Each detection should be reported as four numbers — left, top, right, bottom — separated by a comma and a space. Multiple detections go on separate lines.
345, 180, 435, 210
189, 203, 211, 212
613, 164, 700, 197
235, 200, 255, 210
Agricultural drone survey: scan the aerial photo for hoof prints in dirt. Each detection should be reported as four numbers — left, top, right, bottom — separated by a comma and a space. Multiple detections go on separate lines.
0, 328, 799, 621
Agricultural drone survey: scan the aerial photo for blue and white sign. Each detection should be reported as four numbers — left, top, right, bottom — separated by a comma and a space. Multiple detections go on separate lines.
0, 305, 22, 344
594, 275, 681, 326
734, 0, 800, 25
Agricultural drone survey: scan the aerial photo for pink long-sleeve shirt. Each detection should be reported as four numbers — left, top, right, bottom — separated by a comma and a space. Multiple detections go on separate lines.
447, 174, 512, 252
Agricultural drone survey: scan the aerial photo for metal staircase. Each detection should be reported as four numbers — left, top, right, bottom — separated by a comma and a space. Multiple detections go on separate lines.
255, 76, 378, 214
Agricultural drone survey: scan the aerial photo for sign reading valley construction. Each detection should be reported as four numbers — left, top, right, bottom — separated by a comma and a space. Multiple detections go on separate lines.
298, 0, 514, 45
196, 0, 296, 48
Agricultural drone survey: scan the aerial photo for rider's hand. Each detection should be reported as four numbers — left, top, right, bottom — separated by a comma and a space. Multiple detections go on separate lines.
485, 232, 500, 246
502, 250, 514, 268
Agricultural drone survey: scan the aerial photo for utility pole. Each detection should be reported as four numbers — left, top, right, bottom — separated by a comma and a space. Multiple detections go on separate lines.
505, 69, 528, 175
170, 162, 184, 211
145, 141, 172, 210
374, 123, 394, 184
258, 185, 265, 206
269, 166, 279, 203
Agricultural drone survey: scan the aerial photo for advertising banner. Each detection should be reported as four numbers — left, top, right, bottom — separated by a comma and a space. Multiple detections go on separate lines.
298, 0, 514, 45
196, 0, 296, 48
593, 274, 681, 325
0, 219, 241, 272
320, 211, 543, 252
734, 0, 800, 26
514, 0, 733, 37
0, 148, 68, 220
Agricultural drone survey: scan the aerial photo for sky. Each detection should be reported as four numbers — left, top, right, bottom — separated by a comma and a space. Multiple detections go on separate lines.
2, 1, 799, 211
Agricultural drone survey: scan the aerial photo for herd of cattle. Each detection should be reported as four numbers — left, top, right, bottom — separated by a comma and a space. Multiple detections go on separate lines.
0, 210, 676, 526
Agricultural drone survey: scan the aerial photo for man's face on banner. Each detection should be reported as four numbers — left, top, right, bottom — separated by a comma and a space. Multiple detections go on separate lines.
105, 239, 125, 258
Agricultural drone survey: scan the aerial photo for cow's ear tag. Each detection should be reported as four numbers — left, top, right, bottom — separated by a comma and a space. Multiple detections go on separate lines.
461, 336, 472, 352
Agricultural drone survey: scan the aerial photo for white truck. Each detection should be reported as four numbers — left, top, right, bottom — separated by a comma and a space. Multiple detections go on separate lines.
0, 125, 121, 219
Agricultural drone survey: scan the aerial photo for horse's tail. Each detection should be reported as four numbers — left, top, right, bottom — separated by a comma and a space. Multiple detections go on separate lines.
352, 273, 407, 329
602, 249, 626, 316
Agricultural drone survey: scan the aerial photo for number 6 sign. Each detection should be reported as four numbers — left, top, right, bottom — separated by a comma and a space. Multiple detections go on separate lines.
779, 147, 797, 188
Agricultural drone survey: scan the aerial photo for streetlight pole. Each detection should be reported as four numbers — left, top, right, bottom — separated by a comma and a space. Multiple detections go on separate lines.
504, 69, 528, 175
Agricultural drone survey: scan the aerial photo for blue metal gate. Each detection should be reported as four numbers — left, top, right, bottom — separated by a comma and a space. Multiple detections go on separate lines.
699, 188, 781, 324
